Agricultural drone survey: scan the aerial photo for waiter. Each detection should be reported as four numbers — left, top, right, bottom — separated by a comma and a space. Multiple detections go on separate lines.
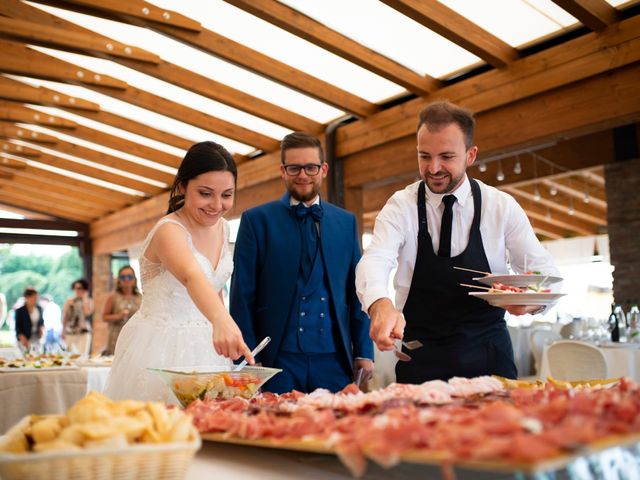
355, 101, 560, 383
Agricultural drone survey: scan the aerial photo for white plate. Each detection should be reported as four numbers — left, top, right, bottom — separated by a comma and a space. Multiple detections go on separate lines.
0, 365, 80, 373
472, 274, 563, 288
469, 292, 566, 307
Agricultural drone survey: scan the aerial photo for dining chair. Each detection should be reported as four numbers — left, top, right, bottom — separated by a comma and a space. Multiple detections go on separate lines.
529, 328, 561, 376
546, 340, 608, 381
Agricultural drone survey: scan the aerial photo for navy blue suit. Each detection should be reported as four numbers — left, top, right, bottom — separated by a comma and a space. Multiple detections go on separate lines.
230, 193, 373, 393
15, 305, 44, 342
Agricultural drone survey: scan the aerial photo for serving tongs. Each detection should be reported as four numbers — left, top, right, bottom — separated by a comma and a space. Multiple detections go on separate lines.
394, 339, 423, 362
235, 336, 271, 371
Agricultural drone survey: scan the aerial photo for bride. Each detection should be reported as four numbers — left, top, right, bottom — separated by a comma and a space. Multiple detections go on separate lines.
105, 141, 253, 402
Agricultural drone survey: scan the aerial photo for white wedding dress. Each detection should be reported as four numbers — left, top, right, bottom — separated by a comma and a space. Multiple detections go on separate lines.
104, 218, 233, 403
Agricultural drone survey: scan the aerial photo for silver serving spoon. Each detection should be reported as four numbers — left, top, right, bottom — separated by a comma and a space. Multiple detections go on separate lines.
394, 339, 423, 362
235, 336, 271, 371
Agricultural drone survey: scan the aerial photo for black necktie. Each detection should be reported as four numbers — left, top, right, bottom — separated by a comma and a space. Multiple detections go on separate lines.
438, 195, 456, 257
294, 203, 323, 280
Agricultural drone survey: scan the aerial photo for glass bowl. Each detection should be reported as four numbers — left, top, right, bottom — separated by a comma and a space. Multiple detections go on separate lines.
148, 365, 281, 407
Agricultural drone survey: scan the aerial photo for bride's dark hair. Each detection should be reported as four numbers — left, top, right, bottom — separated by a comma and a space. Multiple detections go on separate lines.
167, 141, 237, 214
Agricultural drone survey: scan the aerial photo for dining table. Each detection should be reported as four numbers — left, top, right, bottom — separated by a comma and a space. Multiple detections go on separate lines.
0, 365, 111, 432
539, 341, 640, 381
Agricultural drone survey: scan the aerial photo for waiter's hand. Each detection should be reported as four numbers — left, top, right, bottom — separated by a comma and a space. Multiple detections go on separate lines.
368, 298, 405, 351
504, 305, 544, 316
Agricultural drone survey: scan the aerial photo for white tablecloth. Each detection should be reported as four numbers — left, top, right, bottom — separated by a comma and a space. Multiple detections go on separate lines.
539, 343, 640, 380
0, 366, 111, 433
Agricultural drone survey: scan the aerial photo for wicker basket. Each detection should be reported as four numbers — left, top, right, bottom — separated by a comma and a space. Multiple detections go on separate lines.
0, 437, 201, 480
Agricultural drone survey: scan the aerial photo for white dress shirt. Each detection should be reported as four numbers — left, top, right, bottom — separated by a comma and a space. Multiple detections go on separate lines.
355, 176, 561, 312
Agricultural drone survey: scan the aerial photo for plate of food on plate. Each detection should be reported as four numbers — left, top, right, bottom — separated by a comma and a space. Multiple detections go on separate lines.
0, 353, 81, 372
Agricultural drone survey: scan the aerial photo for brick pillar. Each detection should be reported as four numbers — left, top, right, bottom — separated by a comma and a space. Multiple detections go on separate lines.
91, 253, 112, 355
605, 157, 640, 310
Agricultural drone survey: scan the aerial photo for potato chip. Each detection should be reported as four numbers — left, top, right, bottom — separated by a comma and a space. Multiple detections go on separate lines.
31, 417, 64, 444
84, 434, 128, 450
58, 424, 87, 446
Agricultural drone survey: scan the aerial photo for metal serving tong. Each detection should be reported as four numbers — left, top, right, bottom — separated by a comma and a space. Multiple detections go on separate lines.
235, 336, 271, 371
394, 339, 423, 362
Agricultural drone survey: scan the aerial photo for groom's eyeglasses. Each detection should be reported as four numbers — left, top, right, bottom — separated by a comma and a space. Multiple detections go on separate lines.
282, 164, 322, 176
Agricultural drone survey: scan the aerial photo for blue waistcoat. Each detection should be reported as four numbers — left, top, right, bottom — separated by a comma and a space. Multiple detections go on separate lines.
280, 245, 337, 354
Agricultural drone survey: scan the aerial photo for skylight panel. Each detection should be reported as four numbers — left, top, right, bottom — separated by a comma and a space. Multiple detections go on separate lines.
279, 0, 482, 79
438, 0, 578, 48
149, 0, 405, 103
32, 2, 346, 124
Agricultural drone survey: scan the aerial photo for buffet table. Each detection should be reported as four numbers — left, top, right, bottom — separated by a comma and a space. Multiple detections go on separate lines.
539, 342, 640, 381
0, 366, 111, 432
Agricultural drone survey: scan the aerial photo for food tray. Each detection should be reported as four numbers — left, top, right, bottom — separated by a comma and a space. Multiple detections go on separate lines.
202, 432, 640, 475
0, 365, 80, 373
0, 437, 201, 480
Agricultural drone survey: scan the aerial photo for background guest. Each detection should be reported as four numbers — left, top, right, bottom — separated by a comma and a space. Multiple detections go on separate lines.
14, 287, 44, 352
102, 265, 142, 356
62, 278, 95, 357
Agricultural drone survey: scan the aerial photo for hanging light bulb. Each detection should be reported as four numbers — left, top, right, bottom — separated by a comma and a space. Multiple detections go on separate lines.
583, 192, 590, 203
568, 205, 575, 215
513, 156, 522, 174
545, 209, 552, 220
549, 185, 558, 196
533, 186, 541, 202
496, 160, 505, 181
478, 161, 487, 172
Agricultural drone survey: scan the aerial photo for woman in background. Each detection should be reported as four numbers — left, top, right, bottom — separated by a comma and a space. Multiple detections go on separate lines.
62, 278, 95, 357
15, 287, 44, 352
102, 265, 142, 356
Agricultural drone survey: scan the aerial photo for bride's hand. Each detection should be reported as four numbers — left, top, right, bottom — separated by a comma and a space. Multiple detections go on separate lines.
212, 313, 254, 364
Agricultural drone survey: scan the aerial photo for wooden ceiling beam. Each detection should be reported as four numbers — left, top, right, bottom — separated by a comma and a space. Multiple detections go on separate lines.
380, 0, 519, 68
528, 218, 566, 240
0, 75, 99, 111
0, 202, 55, 219
62, 0, 202, 32
224, 0, 440, 96
0, 155, 27, 170
36, 0, 378, 118
0, 16, 160, 64
0, 141, 41, 157
336, 15, 640, 156
0, 189, 96, 222
498, 165, 604, 190
1, 2, 320, 134
0, 160, 137, 205
0, 39, 127, 90
0, 42, 277, 152
342, 65, 640, 189
0, 121, 58, 144
542, 177, 607, 208
0, 100, 76, 129
0, 166, 126, 210
507, 189, 599, 235
502, 184, 606, 226
0, 177, 111, 214
9, 149, 162, 195
551, 0, 620, 31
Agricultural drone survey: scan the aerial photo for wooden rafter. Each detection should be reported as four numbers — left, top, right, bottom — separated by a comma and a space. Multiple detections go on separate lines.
0, 100, 76, 129
552, 0, 620, 31
0, 42, 279, 152
541, 177, 607, 209
0, 141, 40, 157
38, 0, 378, 118
0, 75, 99, 111
8, 149, 162, 195
0, 121, 59, 144
335, 15, 640, 156
0, 155, 27, 170
0, 189, 96, 222
380, 0, 519, 68
1, 1, 321, 134
61, 0, 202, 32
0, 39, 127, 90
0, 16, 160, 64
528, 218, 566, 240
224, 0, 440, 96
0, 161, 136, 205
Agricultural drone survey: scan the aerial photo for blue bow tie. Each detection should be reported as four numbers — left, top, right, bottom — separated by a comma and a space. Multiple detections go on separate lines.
294, 202, 323, 222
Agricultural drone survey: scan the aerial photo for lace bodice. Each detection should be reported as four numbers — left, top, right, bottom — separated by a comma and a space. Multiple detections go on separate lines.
137, 217, 234, 326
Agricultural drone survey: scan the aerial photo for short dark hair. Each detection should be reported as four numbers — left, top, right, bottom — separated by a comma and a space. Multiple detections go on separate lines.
168, 141, 237, 214
280, 132, 324, 164
72, 278, 89, 291
416, 101, 475, 150
23, 287, 38, 297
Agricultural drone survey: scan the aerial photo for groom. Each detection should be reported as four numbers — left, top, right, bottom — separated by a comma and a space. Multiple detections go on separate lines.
230, 132, 373, 393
